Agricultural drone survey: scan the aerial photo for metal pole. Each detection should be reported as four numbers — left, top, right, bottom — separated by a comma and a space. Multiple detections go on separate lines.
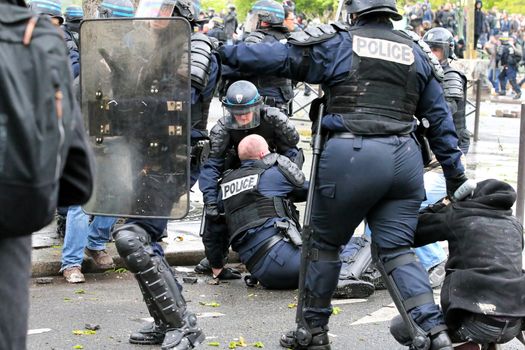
516, 103, 525, 224
465, 0, 475, 58
473, 79, 481, 142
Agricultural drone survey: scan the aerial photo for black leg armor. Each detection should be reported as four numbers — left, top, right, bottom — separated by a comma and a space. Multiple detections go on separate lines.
114, 224, 204, 350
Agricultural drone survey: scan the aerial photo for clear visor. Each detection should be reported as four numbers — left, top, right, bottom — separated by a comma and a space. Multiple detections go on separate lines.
136, 0, 175, 17
223, 105, 261, 130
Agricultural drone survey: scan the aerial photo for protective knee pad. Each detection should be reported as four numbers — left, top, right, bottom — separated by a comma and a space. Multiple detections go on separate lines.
114, 224, 152, 273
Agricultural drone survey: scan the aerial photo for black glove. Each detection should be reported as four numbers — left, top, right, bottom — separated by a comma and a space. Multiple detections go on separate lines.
445, 173, 468, 200
205, 203, 220, 221
215, 267, 242, 280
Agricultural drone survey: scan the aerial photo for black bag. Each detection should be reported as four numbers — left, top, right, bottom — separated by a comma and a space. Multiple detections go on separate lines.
0, 6, 94, 237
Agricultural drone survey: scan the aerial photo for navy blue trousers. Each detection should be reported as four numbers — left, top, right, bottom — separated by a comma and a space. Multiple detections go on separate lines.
304, 135, 444, 332
235, 222, 300, 290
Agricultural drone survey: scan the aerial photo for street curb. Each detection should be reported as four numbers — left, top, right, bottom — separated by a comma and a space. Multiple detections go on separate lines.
31, 243, 239, 278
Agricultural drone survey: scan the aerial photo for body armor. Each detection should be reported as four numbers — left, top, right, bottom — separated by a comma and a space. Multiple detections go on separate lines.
325, 27, 419, 135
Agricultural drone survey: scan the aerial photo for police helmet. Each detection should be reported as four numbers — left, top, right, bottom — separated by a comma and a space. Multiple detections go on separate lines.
29, 0, 64, 24
252, 0, 285, 26
172, 0, 200, 22
423, 27, 456, 61
222, 81, 263, 130
64, 5, 83, 22
345, 0, 402, 21
99, 0, 134, 18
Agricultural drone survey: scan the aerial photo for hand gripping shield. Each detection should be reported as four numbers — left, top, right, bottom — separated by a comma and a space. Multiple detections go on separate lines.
80, 17, 191, 219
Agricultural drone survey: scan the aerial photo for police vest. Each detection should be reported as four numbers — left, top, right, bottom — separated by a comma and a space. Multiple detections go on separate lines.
244, 29, 294, 103
220, 162, 291, 242
325, 27, 419, 135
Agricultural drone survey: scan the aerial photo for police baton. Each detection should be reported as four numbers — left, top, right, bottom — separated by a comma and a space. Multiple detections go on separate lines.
296, 103, 324, 327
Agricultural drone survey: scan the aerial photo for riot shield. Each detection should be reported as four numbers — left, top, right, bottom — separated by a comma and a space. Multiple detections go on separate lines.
80, 18, 191, 219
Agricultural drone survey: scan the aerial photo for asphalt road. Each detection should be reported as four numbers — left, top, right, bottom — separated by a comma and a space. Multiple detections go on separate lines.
27, 268, 524, 350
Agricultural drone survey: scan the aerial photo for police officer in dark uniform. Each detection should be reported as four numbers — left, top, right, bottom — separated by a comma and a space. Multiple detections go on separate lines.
221, 134, 306, 289
62, 5, 83, 48
423, 27, 470, 154
207, 16, 228, 44
222, 0, 294, 114
496, 33, 522, 100
197, 80, 301, 279
109, 1, 220, 348
218, 0, 467, 348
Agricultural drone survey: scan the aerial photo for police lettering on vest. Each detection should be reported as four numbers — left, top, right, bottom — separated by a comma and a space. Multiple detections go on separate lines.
353, 35, 414, 65
221, 174, 259, 199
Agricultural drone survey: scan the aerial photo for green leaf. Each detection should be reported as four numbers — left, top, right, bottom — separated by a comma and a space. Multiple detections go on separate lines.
229, 341, 237, 349
253, 341, 265, 348
207, 341, 220, 346
74, 289, 85, 294
332, 306, 342, 315
72, 330, 96, 335
73, 345, 84, 349
287, 303, 297, 309
199, 301, 221, 307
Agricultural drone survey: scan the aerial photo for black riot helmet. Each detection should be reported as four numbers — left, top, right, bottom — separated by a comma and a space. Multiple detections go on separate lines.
252, 0, 285, 27
345, 0, 402, 21
423, 27, 456, 63
222, 81, 263, 130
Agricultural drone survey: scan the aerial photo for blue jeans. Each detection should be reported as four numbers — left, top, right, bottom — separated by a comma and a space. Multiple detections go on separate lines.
355, 171, 447, 271
60, 206, 117, 271
487, 67, 500, 92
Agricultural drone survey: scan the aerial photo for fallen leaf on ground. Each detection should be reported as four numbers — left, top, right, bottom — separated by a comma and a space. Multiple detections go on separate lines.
332, 306, 342, 315
199, 301, 220, 307
72, 330, 96, 335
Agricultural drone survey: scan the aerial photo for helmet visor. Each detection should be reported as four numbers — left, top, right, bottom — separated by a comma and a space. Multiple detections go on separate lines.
136, 0, 175, 17
223, 105, 261, 130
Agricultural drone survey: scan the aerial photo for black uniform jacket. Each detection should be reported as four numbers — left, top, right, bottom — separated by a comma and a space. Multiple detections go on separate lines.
414, 179, 525, 326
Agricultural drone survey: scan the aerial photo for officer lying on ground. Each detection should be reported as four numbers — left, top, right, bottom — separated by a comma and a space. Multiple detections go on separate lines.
220, 134, 307, 289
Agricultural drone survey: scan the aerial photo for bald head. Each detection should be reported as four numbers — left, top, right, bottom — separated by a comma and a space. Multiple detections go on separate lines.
238, 134, 270, 161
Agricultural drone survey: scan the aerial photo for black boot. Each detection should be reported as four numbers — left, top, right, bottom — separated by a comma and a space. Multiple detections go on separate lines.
430, 331, 453, 350
333, 278, 374, 299
129, 321, 166, 345
161, 313, 205, 350
194, 257, 212, 274
279, 325, 330, 349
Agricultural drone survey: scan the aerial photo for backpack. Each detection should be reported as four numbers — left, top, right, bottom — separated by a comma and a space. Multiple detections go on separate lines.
0, 5, 89, 236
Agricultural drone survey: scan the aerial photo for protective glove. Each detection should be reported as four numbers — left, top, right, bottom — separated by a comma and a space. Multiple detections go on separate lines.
205, 203, 220, 221
445, 173, 468, 200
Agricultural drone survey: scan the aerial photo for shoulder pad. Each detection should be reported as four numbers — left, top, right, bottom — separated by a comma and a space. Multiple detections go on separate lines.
276, 155, 305, 187
208, 36, 221, 49
288, 23, 347, 46
244, 31, 266, 45
260, 152, 279, 167
398, 29, 444, 82
209, 119, 230, 158
443, 68, 466, 99
264, 106, 283, 119
191, 33, 214, 91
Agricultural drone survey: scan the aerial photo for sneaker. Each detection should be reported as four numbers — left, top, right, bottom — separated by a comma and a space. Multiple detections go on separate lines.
85, 248, 115, 270
513, 92, 521, 100
63, 266, 85, 283
498, 91, 506, 96
428, 261, 446, 289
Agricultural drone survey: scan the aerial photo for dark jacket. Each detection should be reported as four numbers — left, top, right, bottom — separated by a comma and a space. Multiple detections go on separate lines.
415, 179, 525, 327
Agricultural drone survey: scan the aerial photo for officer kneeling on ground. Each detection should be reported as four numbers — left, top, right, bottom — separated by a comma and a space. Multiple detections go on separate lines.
218, 0, 468, 348
197, 80, 301, 280
220, 134, 307, 289
391, 179, 525, 349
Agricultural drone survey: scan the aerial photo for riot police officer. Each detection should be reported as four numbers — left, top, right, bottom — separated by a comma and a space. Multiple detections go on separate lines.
108, 1, 220, 348
222, 134, 307, 289
496, 33, 522, 100
218, 0, 467, 348
62, 5, 83, 48
222, 0, 294, 114
198, 80, 301, 280
423, 27, 470, 154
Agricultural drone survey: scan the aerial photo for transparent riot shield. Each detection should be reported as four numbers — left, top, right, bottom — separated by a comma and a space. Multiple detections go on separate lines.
80, 18, 191, 219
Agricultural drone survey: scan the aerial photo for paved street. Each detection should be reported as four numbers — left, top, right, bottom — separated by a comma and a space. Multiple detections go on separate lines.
27, 90, 525, 349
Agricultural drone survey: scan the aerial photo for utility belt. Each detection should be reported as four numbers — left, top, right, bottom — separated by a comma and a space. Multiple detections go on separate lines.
244, 220, 302, 271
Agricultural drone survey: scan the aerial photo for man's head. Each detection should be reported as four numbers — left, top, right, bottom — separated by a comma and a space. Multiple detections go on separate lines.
222, 80, 263, 130
64, 5, 83, 23
98, 0, 134, 18
423, 27, 456, 64
252, 0, 285, 28
345, 0, 402, 22
283, 6, 295, 31
29, 0, 64, 25
238, 134, 270, 161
